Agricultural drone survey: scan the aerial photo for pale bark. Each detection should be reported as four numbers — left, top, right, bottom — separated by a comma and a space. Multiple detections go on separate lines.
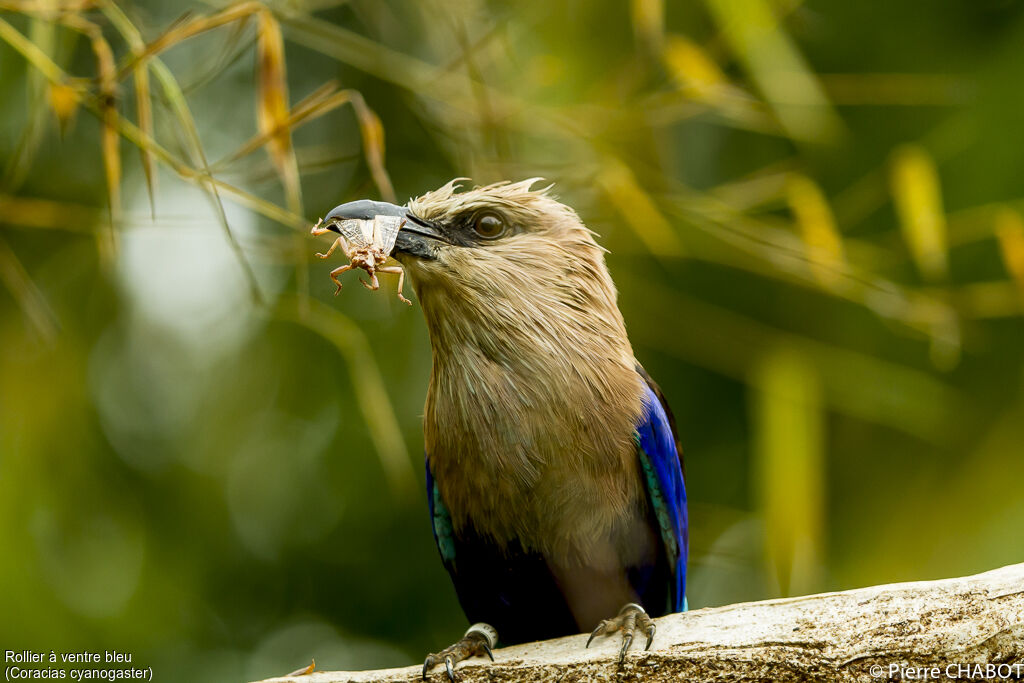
252, 563, 1024, 682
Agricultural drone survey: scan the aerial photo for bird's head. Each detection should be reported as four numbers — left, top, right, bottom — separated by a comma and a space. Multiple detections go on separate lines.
324, 179, 633, 374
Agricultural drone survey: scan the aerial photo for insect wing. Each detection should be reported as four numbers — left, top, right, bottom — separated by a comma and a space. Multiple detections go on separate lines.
333, 218, 374, 248
372, 215, 402, 257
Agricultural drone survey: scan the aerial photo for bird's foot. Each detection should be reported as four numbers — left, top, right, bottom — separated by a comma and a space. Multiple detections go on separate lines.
586, 602, 655, 663
422, 623, 497, 681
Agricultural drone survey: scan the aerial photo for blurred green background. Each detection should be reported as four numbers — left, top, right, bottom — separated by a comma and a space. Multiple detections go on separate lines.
2, 0, 1024, 680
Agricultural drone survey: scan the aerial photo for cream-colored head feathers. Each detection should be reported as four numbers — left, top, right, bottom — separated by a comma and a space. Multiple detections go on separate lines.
409, 178, 555, 225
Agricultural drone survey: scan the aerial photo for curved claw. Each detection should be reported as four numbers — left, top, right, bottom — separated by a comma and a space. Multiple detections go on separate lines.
586, 619, 608, 648
444, 656, 454, 682
422, 658, 432, 681
482, 643, 494, 662
644, 624, 656, 651
618, 631, 634, 663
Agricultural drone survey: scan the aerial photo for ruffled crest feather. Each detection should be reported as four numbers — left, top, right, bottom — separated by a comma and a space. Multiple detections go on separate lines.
409, 178, 557, 225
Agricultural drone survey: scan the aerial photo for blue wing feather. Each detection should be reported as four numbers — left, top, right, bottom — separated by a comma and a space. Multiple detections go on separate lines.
635, 370, 688, 612
426, 459, 456, 567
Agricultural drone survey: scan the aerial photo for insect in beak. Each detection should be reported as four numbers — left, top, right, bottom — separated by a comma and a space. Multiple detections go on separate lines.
310, 211, 411, 305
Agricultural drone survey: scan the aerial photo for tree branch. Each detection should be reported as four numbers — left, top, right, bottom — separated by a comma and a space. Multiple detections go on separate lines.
252, 563, 1024, 682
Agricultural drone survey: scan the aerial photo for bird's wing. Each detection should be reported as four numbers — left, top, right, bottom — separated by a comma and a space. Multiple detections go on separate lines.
635, 365, 689, 612
425, 457, 457, 574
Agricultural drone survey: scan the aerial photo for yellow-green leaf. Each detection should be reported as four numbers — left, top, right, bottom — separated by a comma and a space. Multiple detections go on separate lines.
786, 173, 846, 290
751, 347, 825, 597
890, 145, 948, 282
631, 0, 663, 52
597, 160, 684, 258
662, 34, 725, 99
257, 9, 302, 214
47, 81, 80, 132
995, 208, 1024, 296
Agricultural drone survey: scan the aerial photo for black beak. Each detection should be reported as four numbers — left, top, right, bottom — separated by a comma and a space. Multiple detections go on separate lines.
322, 199, 448, 259
323, 200, 407, 234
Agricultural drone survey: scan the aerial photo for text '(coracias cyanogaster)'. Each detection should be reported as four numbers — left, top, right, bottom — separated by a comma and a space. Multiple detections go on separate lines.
322, 179, 688, 681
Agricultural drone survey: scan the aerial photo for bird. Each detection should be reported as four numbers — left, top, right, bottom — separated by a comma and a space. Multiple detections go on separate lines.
320, 178, 687, 681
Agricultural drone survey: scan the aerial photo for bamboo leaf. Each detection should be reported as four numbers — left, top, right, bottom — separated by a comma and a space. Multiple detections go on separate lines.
93, 31, 120, 258
0, 193, 102, 230
256, 8, 302, 214
785, 173, 846, 291
0, 11, 56, 190
631, 0, 663, 53
134, 63, 156, 217
995, 208, 1024, 300
597, 160, 684, 258
662, 34, 726, 99
0, 0, 94, 9
47, 81, 80, 132
703, 0, 842, 143
0, 236, 59, 344
211, 82, 348, 171
100, 3, 157, 217
890, 145, 949, 283
53, 11, 120, 257
349, 92, 395, 203
116, 1, 264, 80
750, 347, 825, 597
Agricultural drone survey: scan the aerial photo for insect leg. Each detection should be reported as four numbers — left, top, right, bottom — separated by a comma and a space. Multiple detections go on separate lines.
310, 221, 333, 237
378, 266, 411, 305
316, 237, 342, 259
360, 270, 381, 291
329, 263, 353, 295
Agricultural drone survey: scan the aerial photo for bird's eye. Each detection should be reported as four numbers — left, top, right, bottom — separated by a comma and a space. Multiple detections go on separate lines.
472, 212, 506, 239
